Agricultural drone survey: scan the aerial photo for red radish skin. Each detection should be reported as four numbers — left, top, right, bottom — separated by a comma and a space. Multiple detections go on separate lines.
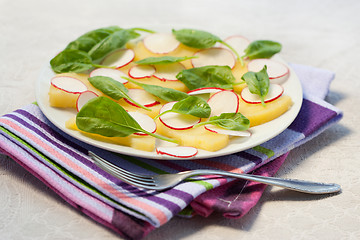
124, 99, 160, 108
207, 90, 240, 117
153, 62, 185, 81
159, 102, 201, 130
187, 87, 224, 95
51, 76, 88, 94
247, 59, 290, 85
241, 84, 284, 104
101, 49, 135, 68
89, 68, 129, 84
156, 146, 198, 158
76, 91, 98, 112
191, 47, 236, 69
204, 125, 251, 137
128, 65, 156, 79
124, 89, 160, 108
128, 112, 157, 136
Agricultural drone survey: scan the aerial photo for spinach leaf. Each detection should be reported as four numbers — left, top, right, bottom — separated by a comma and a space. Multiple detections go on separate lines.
196, 112, 250, 131
128, 27, 156, 34
66, 26, 123, 52
241, 65, 270, 105
126, 78, 210, 118
88, 76, 151, 111
172, 29, 221, 49
76, 96, 177, 143
156, 96, 211, 119
124, 77, 188, 102
50, 49, 116, 73
243, 40, 282, 59
50, 49, 94, 73
176, 65, 236, 90
172, 28, 240, 60
88, 76, 128, 100
135, 56, 196, 65
172, 96, 211, 118
89, 29, 140, 62
51, 27, 146, 73
77, 96, 141, 137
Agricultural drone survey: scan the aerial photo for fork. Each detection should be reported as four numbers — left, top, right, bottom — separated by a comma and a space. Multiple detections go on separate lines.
89, 151, 341, 194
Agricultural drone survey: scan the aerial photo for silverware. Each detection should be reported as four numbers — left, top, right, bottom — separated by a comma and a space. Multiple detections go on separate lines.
89, 151, 341, 194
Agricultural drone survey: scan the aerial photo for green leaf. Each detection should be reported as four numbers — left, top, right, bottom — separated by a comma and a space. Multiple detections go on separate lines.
197, 112, 250, 131
157, 96, 211, 119
176, 65, 236, 90
241, 65, 270, 105
172, 29, 220, 49
135, 56, 196, 65
76, 96, 177, 143
128, 27, 156, 34
88, 29, 140, 62
88, 76, 128, 100
76, 96, 141, 137
50, 49, 93, 73
50, 27, 152, 74
125, 77, 188, 102
172, 96, 211, 118
51, 27, 136, 74
88, 76, 151, 111
66, 26, 123, 52
243, 40, 282, 59
172, 29, 240, 60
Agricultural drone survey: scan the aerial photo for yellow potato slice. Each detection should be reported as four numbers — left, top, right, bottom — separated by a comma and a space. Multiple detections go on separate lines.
65, 117, 156, 152
48, 73, 102, 108
239, 95, 293, 127
155, 119, 229, 152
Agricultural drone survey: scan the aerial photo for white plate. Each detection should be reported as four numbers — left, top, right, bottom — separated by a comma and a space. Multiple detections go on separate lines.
36, 28, 303, 160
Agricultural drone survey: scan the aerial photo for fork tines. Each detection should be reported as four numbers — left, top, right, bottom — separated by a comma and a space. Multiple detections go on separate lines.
88, 151, 157, 187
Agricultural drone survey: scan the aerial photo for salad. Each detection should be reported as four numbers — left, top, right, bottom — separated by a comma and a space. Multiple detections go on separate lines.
48, 26, 292, 158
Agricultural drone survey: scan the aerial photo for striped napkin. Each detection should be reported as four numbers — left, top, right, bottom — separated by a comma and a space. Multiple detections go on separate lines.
0, 64, 342, 240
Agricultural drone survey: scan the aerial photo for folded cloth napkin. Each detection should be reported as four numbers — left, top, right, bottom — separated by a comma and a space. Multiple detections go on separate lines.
0, 64, 342, 240
190, 63, 341, 219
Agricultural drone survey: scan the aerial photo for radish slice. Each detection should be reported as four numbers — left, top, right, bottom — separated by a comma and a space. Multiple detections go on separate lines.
51, 76, 87, 94
128, 111, 157, 136
204, 125, 251, 137
192, 47, 236, 69
143, 33, 180, 54
101, 49, 135, 68
128, 65, 156, 79
124, 89, 160, 107
187, 87, 224, 95
159, 102, 201, 130
76, 91, 98, 112
222, 35, 250, 56
207, 90, 239, 117
156, 146, 198, 158
153, 62, 185, 81
247, 59, 290, 85
89, 68, 129, 84
241, 84, 284, 104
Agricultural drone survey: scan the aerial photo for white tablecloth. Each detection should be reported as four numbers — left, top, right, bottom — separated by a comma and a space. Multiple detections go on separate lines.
1, 0, 359, 239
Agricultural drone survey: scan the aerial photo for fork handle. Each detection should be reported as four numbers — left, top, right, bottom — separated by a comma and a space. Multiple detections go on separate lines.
182, 170, 341, 194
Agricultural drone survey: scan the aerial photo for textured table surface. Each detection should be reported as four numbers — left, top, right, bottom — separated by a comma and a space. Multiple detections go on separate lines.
1, 0, 359, 239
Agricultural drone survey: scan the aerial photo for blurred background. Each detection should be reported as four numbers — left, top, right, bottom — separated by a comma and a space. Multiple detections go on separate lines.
0, 0, 359, 239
